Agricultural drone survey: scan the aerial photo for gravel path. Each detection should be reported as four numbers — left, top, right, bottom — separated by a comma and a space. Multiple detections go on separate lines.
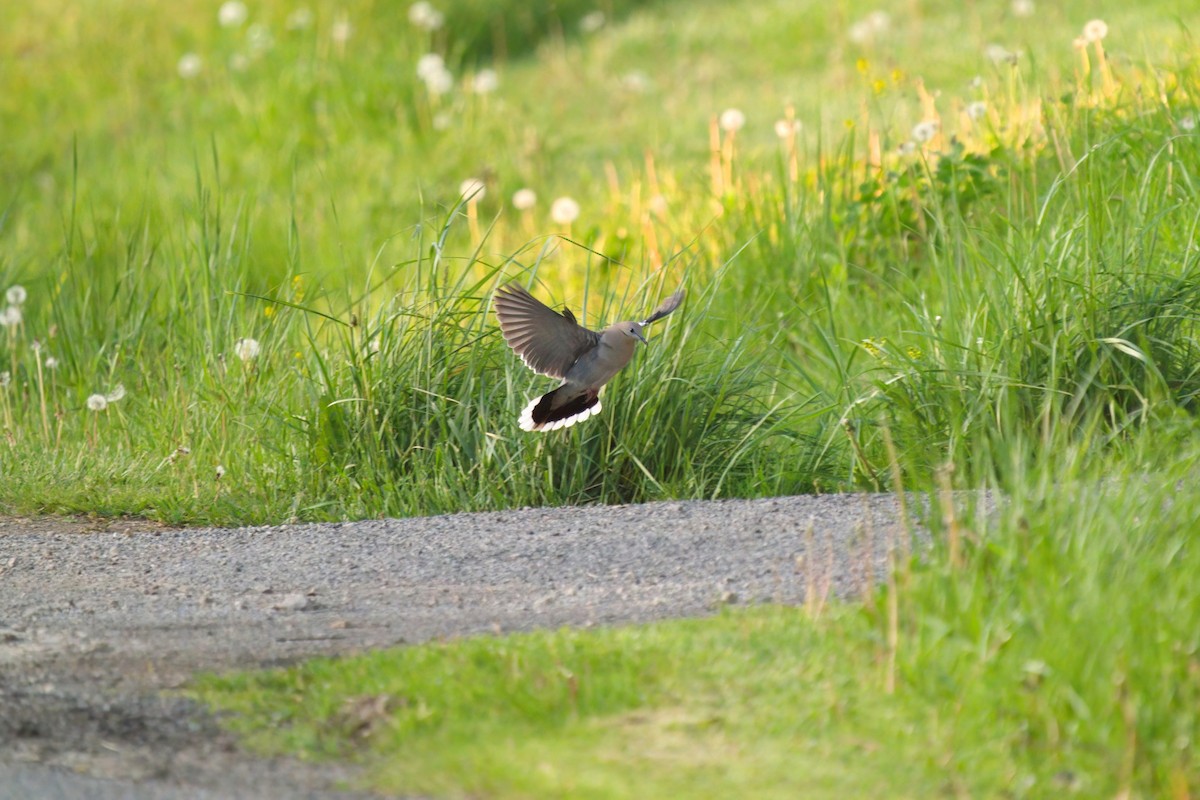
0, 494, 926, 798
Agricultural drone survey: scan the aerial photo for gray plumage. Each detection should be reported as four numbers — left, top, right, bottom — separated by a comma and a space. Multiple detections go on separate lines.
494, 284, 685, 431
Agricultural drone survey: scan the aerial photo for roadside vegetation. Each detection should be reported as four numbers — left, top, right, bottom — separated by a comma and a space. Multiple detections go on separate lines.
4, 0, 1199, 794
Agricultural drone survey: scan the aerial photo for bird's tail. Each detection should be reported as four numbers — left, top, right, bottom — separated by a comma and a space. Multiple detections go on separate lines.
519, 387, 602, 431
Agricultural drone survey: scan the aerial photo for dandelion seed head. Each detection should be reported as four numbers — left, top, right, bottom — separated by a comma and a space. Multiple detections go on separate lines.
234, 337, 261, 362
1011, 0, 1034, 17
106, 384, 126, 403
87, 394, 108, 411
408, 2, 444, 30
719, 108, 746, 132
1, 305, 21, 327
911, 120, 939, 143
579, 11, 605, 34
45, 356, 58, 370
459, 178, 486, 202
6, 285, 26, 305
774, 119, 802, 138
550, 196, 581, 225
512, 188, 537, 210
286, 7, 313, 30
898, 140, 917, 155
30, 339, 41, 353
0, 371, 9, 388
177, 53, 203, 79
215, 465, 227, 479
620, 71, 650, 93
1181, 115, 1197, 131
472, 68, 499, 94
422, 65, 454, 95
331, 18, 352, 44
984, 44, 1017, 65
1083, 19, 1108, 42
966, 101, 987, 121
247, 23, 273, 52
849, 10, 889, 43
218, 1, 248, 28
416, 53, 445, 80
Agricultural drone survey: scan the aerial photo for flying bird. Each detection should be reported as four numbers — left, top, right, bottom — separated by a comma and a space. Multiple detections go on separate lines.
494, 283, 685, 431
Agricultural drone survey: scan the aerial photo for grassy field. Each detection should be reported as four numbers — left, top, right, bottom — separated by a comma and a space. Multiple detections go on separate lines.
194, 450, 1200, 798
5, 0, 1200, 794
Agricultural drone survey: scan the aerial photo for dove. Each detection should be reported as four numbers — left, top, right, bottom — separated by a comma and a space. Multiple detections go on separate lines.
494, 283, 685, 431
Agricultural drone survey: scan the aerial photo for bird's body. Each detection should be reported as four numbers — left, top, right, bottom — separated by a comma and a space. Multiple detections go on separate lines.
494, 284, 683, 431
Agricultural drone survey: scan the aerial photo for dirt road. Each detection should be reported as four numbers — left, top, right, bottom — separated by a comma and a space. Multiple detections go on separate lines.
0, 494, 924, 798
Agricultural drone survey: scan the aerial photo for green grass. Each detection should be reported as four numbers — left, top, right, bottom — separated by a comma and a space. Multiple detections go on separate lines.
192, 447, 1200, 798
7, 0, 1199, 794
2, 0, 1196, 521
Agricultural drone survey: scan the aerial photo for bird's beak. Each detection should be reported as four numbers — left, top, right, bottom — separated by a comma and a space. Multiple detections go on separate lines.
634, 330, 649, 345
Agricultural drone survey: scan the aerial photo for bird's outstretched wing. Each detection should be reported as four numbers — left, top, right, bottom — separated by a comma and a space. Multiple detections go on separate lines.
494, 284, 601, 379
640, 288, 685, 326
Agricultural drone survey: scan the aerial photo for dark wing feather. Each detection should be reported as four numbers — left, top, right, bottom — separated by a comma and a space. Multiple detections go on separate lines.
494, 284, 600, 379
640, 288, 685, 326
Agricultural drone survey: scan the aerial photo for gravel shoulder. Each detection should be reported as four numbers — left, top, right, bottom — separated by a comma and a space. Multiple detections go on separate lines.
0, 494, 926, 798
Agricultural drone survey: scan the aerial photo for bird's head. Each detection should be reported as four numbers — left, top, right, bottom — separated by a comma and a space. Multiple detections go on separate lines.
618, 321, 648, 345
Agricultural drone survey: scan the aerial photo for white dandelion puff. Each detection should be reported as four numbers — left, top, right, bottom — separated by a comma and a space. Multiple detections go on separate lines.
87, 394, 108, 412
44, 356, 58, 370
620, 71, 650, 93
286, 8, 313, 30
719, 108, 746, 132
898, 140, 917, 155
416, 53, 445, 80
331, 18, 352, 44
1180, 115, 1197, 131
215, 465, 227, 480
512, 188, 537, 210
865, 11, 890, 33
1011, 0, 1034, 17
774, 119, 802, 138
848, 21, 872, 44
984, 44, 1017, 65
472, 68, 499, 94
106, 384, 126, 403
579, 11, 605, 33
247, 23, 273, 52
550, 196, 581, 225
177, 53, 203, 79
408, 1, 444, 31
966, 101, 987, 121
911, 120, 939, 142
849, 10, 889, 43
218, 1, 248, 28
234, 337, 261, 362
1082, 19, 1108, 42
459, 178, 486, 202
0, 371, 9, 388
1, 305, 21, 327
6, 285, 26, 305
425, 68, 454, 94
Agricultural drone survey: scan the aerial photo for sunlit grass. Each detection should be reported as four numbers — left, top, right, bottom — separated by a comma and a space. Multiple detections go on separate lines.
192, 447, 1200, 798
2, 0, 1199, 520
